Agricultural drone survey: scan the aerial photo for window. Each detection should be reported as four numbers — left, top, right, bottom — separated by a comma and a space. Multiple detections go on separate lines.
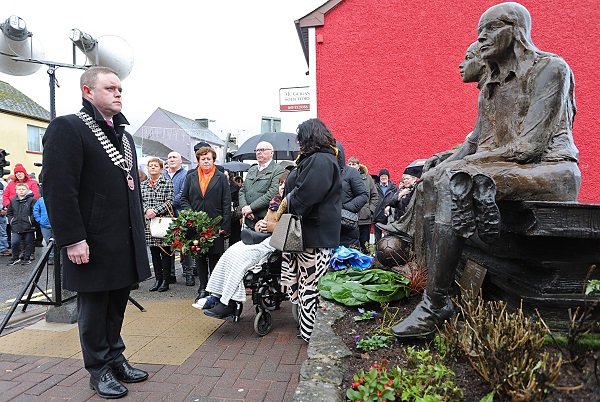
27, 125, 45, 152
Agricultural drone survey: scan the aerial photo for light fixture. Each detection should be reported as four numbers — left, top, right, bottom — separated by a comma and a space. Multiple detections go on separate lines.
0, 15, 44, 76
70, 28, 134, 80
0, 17, 134, 118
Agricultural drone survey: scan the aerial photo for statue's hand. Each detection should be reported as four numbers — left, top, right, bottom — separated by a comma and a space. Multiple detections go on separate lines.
424, 150, 454, 172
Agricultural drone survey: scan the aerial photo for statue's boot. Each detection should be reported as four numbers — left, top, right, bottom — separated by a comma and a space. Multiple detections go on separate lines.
449, 171, 476, 238
472, 173, 500, 244
392, 223, 464, 338
375, 222, 413, 243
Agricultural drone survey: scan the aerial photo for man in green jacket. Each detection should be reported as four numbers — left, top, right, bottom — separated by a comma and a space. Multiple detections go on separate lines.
239, 141, 285, 229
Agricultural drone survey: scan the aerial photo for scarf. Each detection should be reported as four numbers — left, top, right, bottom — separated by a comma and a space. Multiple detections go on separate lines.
269, 194, 283, 211
198, 165, 215, 195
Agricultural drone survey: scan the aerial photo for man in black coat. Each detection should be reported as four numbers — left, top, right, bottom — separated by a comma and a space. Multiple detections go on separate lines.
42, 67, 151, 399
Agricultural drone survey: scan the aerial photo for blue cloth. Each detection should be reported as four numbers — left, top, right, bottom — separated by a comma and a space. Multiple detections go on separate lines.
328, 246, 374, 270
33, 197, 51, 228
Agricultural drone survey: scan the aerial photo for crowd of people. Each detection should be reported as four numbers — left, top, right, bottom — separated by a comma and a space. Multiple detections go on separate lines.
9, 2, 579, 399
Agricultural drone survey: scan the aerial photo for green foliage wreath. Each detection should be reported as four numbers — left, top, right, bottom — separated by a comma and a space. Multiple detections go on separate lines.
164, 210, 222, 256
318, 268, 410, 306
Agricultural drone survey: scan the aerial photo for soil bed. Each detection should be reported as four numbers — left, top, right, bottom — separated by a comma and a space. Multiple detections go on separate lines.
332, 295, 599, 401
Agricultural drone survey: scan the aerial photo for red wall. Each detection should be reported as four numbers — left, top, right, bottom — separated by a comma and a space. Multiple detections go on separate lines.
315, 0, 600, 202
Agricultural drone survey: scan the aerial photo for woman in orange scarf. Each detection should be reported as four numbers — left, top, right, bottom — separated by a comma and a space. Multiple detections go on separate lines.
181, 147, 231, 302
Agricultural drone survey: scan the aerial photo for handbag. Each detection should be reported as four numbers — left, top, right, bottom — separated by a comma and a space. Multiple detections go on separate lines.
241, 228, 271, 245
341, 209, 359, 229
148, 203, 175, 239
270, 214, 304, 252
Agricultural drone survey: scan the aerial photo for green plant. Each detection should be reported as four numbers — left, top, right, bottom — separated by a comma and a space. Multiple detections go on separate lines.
440, 295, 562, 401
318, 268, 410, 306
586, 279, 600, 296
355, 335, 391, 351
354, 308, 378, 322
346, 348, 463, 402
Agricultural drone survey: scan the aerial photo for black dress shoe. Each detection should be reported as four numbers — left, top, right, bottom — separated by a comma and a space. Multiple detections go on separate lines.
113, 361, 149, 383
148, 280, 160, 292
204, 302, 236, 318
158, 280, 169, 292
89, 369, 128, 399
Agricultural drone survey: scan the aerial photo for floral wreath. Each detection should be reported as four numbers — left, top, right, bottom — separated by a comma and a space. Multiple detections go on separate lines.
164, 209, 222, 256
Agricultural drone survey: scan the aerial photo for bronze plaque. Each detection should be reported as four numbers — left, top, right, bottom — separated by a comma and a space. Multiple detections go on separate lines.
459, 260, 487, 296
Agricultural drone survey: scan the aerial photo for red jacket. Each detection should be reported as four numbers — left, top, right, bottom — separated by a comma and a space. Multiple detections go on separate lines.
2, 178, 39, 207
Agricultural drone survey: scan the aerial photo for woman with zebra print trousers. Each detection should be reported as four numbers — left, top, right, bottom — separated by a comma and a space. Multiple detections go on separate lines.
280, 118, 342, 342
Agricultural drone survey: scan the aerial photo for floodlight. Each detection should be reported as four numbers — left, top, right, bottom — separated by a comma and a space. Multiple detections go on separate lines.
70, 28, 134, 80
0, 15, 44, 76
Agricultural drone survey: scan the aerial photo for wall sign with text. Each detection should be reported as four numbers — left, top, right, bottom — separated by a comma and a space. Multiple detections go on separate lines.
279, 86, 310, 112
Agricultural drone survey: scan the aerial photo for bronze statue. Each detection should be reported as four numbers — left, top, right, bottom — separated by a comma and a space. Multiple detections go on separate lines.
377, 41, 486, 256
392, 2, 581, 338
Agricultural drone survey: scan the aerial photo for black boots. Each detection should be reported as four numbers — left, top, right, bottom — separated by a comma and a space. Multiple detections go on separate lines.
157, 281, 169, 292
472, 173, 500, 243
449, 171, 500, 243
185, 275, 195, 286
148, 280, 160, 292
392, 223, 463, 338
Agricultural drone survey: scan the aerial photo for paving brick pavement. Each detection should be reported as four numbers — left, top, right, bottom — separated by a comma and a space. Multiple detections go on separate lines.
0, 299, 307, 401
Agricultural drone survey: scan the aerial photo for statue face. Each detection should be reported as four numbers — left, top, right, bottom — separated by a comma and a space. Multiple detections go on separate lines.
477, 12, 514, 61
459, 44, 485, 83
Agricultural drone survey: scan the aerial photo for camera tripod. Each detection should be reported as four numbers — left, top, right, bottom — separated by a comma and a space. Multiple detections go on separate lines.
0, 241, 145, 335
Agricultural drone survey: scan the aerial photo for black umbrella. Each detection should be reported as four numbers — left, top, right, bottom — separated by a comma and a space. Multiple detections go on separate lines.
219, 161, 251, 172
233, 132, 299, 161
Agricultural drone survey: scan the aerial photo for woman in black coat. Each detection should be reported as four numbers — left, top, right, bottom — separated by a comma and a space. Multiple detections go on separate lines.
281, 118, 342, 342
181, 147, 231, 302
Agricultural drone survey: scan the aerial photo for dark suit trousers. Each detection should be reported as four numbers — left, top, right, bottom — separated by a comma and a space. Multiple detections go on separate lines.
77, 286, 130, 377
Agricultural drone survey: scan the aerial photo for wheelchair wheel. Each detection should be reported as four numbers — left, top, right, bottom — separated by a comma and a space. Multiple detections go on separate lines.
254, 310, 273, 336
258, 286, 278, 311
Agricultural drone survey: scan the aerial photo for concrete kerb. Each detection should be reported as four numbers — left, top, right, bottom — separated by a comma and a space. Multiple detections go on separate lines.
293, 299, 351, 402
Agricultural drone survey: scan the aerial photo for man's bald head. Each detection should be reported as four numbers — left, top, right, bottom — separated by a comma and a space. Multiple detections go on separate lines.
167, 151, 182, 172
255, 141, 274, 165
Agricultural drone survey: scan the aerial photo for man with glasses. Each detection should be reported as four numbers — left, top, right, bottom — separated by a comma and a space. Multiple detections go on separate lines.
239, 141, 284, 229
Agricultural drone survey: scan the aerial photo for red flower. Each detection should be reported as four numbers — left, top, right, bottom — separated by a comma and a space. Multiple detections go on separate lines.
187, 219, 194, 226
174, 228, 181, 235
377, 390, 382, 397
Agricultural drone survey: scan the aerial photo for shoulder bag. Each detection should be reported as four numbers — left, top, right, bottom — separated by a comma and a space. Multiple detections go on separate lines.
269, 213, 304, 252
149, 203, 174, 239
341, 209, 359, 229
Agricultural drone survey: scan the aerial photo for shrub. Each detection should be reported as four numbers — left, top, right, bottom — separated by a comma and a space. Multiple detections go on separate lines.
440, 295, 562, 401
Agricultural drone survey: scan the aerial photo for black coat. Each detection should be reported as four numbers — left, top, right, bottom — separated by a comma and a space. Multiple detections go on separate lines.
7, 193, 36, 233
285, 148, 342, 248
42, 99, 151, 292
337, 142, 368, 247
180, 168, 232, 255
373, 181, 399, 224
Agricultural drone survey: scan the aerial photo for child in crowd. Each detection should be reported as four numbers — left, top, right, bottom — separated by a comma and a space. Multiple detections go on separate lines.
33, 195, 53, 265
6, 182, 37, 265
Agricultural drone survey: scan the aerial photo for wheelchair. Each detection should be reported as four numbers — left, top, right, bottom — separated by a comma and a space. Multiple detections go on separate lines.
240, 250, 295, 336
